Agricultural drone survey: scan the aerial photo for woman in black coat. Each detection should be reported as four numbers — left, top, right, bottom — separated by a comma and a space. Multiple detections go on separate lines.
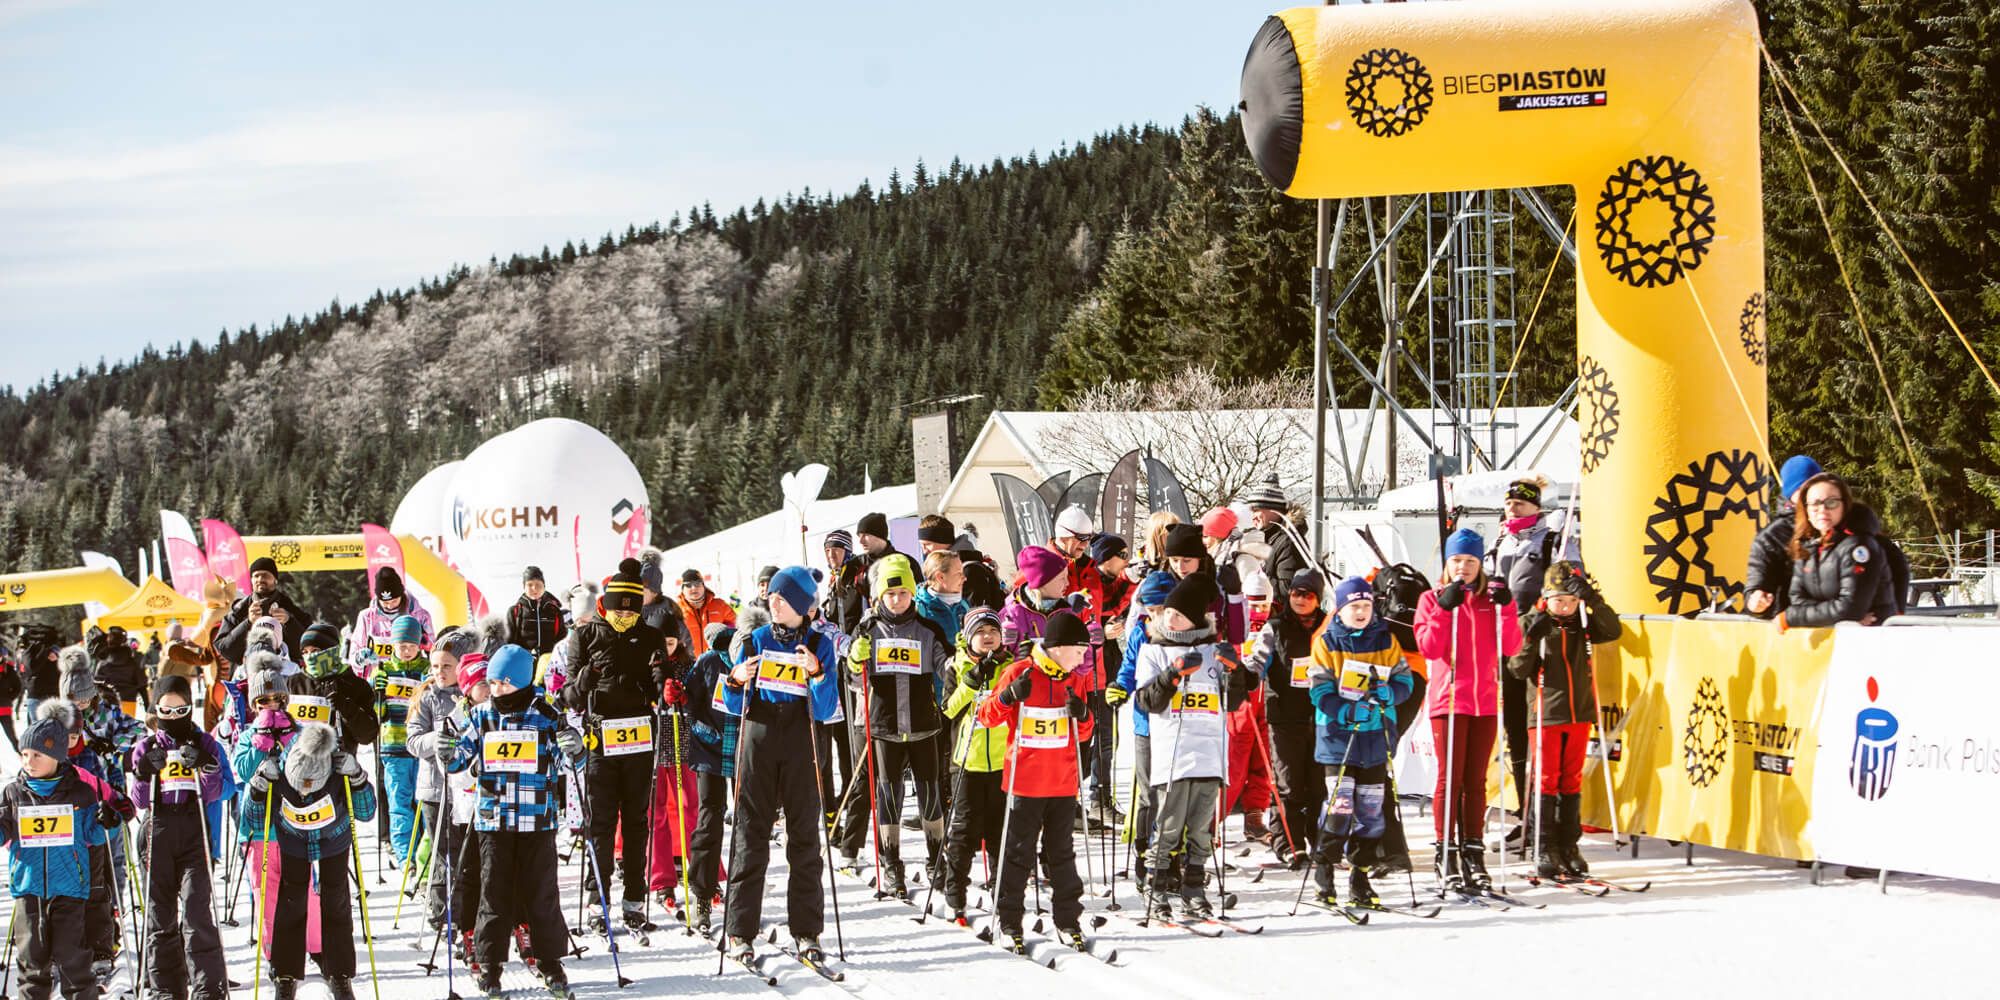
1781, 473, 1897, 628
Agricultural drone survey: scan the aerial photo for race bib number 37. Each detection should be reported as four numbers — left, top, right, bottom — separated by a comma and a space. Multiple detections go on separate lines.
17, 804, 72, 848
601, 716, 652, 757
483, 731, 538, 773
757, 651, 810, 697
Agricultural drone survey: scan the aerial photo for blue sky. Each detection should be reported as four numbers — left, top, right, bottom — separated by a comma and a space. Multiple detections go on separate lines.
0, 0, 1282, 392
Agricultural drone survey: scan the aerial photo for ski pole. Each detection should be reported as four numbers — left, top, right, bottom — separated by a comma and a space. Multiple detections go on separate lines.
668, 707, 698, 933
342, 776, 382, 1000
563, 753, 633, 988
1070, 712, 1095, 901
1437, 601, 1461, 894
976, 684, 1023, 945
1249, 713, 1301, 862
802, 693, 847, 959
1531, 674, 1546, 874
253, 785, 274, 1000
0, 886, 15, 997
372, 747, 388, 884
397, 782, 448, 930
120, 810, 144, 998
714, 661, 759, 975
1492, 604, 1509, 891
1379, 708, 1422, 908
856, 653, 887, 897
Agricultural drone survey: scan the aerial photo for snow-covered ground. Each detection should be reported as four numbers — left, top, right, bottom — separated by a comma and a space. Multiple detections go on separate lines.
4, 736, 1992, 999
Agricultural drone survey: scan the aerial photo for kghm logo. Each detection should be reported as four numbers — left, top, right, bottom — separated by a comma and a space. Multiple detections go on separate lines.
1594, 154, 1717, 289
1849, 675, 1898, 801
453, 498, 561, 541
1345, 48, 1434, 138
1683, 675, 1729, 787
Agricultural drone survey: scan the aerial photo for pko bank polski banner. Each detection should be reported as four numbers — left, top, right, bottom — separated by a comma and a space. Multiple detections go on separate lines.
1809, 624, 2000, 883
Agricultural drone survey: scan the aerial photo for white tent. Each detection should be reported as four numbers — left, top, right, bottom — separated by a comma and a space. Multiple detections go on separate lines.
650, 484, 919, 604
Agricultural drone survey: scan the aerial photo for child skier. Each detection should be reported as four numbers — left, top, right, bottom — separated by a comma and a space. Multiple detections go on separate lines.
299, 625, 380, 754
128, 675, 231, 1000
448, 645, 580, 1000
1415, 527, 1524, 892
1246, 569, 1329, 863
1, 712, 121, 1000
846, 553, 955, 898
1306, 577, 1414, 907
245, 721, 374, 1000
1104, 569, 1179, 891
1133, 573, 1242, 921
1507, 562, 1621, 879
940, 607, 1011, 923
373, 613, 428, 870
974, 610, 1095, 951
562, 558, 669, 936
347, 568, 434, 679
231, 654, 320, 964
719, 566, 843, 965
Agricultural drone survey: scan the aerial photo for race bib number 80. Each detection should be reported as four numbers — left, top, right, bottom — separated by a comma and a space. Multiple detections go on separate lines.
283, 796, 337, 832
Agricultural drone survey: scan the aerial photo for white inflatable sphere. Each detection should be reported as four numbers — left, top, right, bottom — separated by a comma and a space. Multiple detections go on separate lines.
390, 459, 465, 624
441, 419, 649, 605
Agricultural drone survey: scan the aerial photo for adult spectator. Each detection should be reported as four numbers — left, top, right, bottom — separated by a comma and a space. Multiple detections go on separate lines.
829, 514, 900, 634
917, 515, 957, 556
914, 551, 968, 645
85, 625, 146, 715
750, 565, 780, 612
216, 557, 309, 666
1746, 455, 1821, 618
346, 567, 433, 677
1243, 475, 1309, 592
636, 550, 695, 655
675, 568, 736, 658
1781, 473, 1899, 628
1487, 475, 1579, 809
506, 565, 569, 656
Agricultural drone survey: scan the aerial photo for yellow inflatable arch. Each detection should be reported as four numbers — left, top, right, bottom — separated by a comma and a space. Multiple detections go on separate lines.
240, 534, 472, 628
1241, 0, 1765, 614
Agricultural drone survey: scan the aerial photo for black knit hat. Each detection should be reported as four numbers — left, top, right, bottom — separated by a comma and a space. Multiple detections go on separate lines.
857, 512, 890, 541
1506, 479, 1544, 507
151, 674, 192, 705
603, 558, 646, 612
757, 565, 780, 586
522, 565, 545, 584
249, 557, 279, 577
300, 621, 340, 653
375, 566, 405, 601
918, 517, 956, 545
1162, 573, 1219, 626
1042, 610, 1090, 648
1164, 524, 1206, 560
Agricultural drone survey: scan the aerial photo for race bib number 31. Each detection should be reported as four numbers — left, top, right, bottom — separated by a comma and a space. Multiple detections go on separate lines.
283, 796, 337, 832
289, 695, 333, 725
601, 716, 652, 757
873, 638, 923, 676
17, 804, 72, 848
483, 731, 538, 773
1018, 705, 1070, 749
757, 651, 810, 697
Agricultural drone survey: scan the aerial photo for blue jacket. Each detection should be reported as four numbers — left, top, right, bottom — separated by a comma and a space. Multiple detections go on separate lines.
914, 587, 968, 647
683, 647, 738, 777
1310, 618, 1414, 769
720, 623, 842, 723
1116, 619, 1153, 738
0, 763, 113, 899
449, 693, 565, 833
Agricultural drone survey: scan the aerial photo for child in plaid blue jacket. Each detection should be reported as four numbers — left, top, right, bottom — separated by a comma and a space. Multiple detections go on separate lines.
448, 645, 582, 995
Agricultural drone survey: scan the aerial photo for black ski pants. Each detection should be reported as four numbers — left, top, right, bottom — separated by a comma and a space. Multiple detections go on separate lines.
273, 850, 353, 979
585, 751, 652, 903
141, 809, 227, 1000
943, 766, 1004, 906
995, 795, 1082, 932
476, 829, 566, 981
14, 895, 94, 1000
870, 735, 944, 868
1268, 721, 1323, 856
725, 701, 825, 940
690, 770, 729, 903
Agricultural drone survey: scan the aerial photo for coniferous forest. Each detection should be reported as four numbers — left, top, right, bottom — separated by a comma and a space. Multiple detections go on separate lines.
0, 0, 1993, 628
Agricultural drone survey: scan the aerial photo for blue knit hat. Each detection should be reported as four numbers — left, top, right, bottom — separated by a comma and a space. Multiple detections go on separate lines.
487, 644, 535, 691
389, 615, 423, 644
1444, 527, 1485, 561
1779, 455, 1823, 503
1333, 576, 1374, 609
768, 566, 819, 619
1136, 570, 1178, 607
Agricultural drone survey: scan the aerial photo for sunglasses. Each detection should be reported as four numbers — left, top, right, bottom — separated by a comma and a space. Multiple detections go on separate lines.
156, 704, 193, 719
1806, 498, 1843, 510
253, 696, 287, 709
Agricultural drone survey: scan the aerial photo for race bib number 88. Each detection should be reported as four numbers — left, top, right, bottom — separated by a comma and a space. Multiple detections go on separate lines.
289, 696, 333, 725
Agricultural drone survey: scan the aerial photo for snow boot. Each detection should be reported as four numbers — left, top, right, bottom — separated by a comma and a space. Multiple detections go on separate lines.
728, 935, 756, 963
1535, 794, 1563, 879
1057, 925, 1087, 951
271, 977, 299, 1000
879, 862, 909, 900
462, 929, 480, 971
622, 899, 655, 932
836, 848, 859, 872
1242, 811, 1271, 844
1145, 866, 1180, 922
1311, 844, 1340, 902
997, 922, 1027, 955
327, 975, 358, 1000
476, 969, 504, 1000
1434, 841, 1464, 891
1349, 863, 1378, 907
1460, 843, 1492, 891
1180, 863, 1214, 921
542, 970, 578, 1000
586, 910, 608, 936
690, 896, 713, 933
1559, 793, 1589, 877
513, 922, 536, 965
794, 936, 826, 963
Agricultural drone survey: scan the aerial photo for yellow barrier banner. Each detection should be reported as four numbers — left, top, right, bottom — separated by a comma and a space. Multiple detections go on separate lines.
1583, 617, 1833, 860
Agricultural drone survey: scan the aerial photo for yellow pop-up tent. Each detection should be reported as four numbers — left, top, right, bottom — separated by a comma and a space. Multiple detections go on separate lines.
85, 575, 207, 640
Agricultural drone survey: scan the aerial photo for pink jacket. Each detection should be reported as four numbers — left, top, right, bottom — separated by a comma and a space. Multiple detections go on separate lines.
1414, 585, 1523, 718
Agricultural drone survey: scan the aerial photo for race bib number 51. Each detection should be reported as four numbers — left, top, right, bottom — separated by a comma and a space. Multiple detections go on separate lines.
483, 731, 538, 773
1018, 705, 1069, 749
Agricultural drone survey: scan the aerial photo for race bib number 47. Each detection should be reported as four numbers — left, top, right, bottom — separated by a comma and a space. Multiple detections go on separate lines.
17, 804, 72, 848
483, 731, 538, 773
289, 695, 333, 725
757, 651, 810, 697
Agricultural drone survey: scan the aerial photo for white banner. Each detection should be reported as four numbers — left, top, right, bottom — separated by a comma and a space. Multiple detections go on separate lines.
1809, 625, 2000, 883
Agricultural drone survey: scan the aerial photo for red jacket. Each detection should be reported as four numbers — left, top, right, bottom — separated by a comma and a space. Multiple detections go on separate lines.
1078, 566, 1134, 692
976, 650, 1095, 798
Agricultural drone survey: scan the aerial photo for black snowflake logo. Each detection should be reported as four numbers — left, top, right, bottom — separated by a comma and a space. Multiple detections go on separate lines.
271, 539, 303, 566
1642, 449, 1767, 614
1594, 154, 1717, 288
1683, 675, 1730, 788
1579, 355, 1621, 474
1739, 292, 1766, 366
1344, 48, 1434, 138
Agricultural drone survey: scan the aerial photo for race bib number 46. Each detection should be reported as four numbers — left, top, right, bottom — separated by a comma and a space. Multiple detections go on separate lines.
289, 695, 333, 725
757, 651, 810, 697
283, 796, 337, 832
1018, 705, 1070, 749
17, 804, 72, 848
483, 730, 538, 773
601, 716, 652, 757
873, 638, 923, 676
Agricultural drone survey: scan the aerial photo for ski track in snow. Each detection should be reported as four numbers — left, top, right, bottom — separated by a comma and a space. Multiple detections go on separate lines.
3, 739, 1993, 998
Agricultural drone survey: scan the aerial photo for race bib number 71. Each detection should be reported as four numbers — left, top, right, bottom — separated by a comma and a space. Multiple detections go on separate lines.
757, 651, 810, 697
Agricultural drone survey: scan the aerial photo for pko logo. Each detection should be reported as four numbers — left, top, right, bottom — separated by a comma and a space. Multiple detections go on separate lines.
1849, 676, 1898, 801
